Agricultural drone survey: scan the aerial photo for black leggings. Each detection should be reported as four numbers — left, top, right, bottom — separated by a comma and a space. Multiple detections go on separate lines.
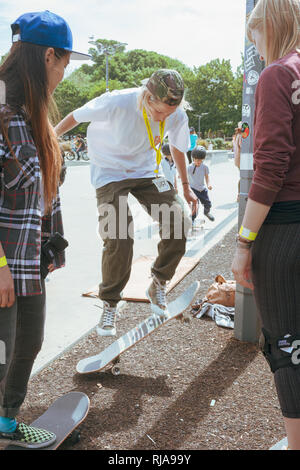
0, 280, 46, 417
252, 223, 300, 418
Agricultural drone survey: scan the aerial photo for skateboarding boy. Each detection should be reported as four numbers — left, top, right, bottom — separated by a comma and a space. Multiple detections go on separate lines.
55, 69, 198, 336
188, 146, 215, 224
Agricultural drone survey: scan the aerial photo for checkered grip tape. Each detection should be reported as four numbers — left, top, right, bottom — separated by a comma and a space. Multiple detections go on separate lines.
17, 423, 56, 445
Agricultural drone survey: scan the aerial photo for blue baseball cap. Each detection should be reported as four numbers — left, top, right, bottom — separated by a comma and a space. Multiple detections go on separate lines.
11, 10, 91, 60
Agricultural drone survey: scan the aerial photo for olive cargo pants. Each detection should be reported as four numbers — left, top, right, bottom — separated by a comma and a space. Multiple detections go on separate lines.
96, 178, 191, 305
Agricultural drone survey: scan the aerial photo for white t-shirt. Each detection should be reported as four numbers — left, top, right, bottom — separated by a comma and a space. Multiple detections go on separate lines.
73, 88, 190, 189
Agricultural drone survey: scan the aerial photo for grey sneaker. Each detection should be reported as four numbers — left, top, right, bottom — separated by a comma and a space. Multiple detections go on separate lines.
205, 212, 215, 222
97, 301, 117, 336
146, 276, 169, 318
0, 422, 56, 449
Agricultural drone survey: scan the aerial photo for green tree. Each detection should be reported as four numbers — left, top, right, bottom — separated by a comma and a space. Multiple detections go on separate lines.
185, 59, 243, 137
87, 46, 190, 89
0, 53, 8, 65
53, 80, 89, 135
53, 40, 243, 138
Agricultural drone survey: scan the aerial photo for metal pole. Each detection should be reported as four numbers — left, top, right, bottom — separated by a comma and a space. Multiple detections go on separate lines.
234, 0, 265, 343
196, 113, 208, 138
88, 40, 127, 92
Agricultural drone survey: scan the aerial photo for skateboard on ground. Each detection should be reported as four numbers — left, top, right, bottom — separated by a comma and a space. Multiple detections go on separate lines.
76, 281, 200, 376
6, 392, 90, 450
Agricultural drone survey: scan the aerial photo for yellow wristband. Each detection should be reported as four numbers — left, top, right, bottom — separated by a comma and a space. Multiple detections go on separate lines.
0, 255, 7, 268
239, 225, 257, 241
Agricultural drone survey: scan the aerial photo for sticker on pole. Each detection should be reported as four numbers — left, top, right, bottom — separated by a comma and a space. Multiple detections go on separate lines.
242, 104, 251, 118
241, 122, 250, 139
247, 70, 260, 86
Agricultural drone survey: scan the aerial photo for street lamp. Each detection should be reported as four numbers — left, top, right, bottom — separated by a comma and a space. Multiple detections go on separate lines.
195, 113, 208, 137
88, 37, 127, 91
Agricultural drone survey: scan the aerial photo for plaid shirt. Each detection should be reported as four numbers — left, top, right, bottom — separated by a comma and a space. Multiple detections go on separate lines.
0, 107, 65, 296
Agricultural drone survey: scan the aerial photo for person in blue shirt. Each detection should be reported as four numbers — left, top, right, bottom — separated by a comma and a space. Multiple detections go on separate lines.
187, 127, 198, 163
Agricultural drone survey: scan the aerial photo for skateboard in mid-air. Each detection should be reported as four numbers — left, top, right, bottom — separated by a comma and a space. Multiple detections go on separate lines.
76, 281, 200, 376
6, 392, 90, 450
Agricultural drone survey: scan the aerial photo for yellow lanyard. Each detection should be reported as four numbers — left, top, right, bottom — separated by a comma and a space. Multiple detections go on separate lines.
143, 107, 165, 176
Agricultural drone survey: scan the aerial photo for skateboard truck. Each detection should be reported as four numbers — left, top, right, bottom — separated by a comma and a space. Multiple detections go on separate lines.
176, 312, 191, 324
111, 357, 121, 376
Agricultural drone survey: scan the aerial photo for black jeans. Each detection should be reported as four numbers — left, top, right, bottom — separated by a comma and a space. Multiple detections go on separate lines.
0, 280, 46, 417
191, 187, 212, 221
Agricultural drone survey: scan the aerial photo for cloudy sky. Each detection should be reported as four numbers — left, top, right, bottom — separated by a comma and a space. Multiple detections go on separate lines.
0, 0, 246, 72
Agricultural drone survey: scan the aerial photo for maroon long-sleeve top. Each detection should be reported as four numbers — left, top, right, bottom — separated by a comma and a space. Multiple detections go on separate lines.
249, 50, 300, 206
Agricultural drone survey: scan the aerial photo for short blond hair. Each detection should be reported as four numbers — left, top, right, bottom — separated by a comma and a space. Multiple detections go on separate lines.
247, 0, 300, 65
137, 86, 192, 113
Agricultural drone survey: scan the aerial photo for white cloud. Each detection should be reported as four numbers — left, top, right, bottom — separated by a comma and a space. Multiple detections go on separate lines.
0, 0, 246, 70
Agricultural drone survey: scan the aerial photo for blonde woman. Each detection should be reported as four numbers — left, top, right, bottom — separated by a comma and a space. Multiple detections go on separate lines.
231, 0, 300, 450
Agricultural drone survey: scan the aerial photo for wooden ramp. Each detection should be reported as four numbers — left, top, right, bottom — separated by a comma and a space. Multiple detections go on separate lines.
82, 255, 200, 302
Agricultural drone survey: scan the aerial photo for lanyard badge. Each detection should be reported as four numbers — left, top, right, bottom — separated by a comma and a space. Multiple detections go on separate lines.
143, 107, 165, 177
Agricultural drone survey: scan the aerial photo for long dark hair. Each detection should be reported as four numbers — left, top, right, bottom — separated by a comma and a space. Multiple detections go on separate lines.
0, 40, 68, 212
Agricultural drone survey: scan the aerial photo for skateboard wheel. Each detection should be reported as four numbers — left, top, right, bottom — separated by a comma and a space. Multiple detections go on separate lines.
67, 429, 81, 445
111, 365, 121, 376
177, 313, 184, 322
183, 315, 191, 324
177, 313, 190, 324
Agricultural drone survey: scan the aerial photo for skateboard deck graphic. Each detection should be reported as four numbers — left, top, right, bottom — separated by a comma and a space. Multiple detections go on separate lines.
77, 281, 199, 375
6, 392, 90, 450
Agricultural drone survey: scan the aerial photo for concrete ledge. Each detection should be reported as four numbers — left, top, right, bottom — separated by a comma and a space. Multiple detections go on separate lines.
206, 150, 230, 165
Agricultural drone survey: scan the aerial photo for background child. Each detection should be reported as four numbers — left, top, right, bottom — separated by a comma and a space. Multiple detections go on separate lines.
187, 146, 215, 223
187, 127, 198, 163
161, 143, 177, 191
74, 134, 86, 160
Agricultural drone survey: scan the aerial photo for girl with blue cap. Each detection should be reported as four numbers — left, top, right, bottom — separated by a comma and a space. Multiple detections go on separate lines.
0, 10, 89, 449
